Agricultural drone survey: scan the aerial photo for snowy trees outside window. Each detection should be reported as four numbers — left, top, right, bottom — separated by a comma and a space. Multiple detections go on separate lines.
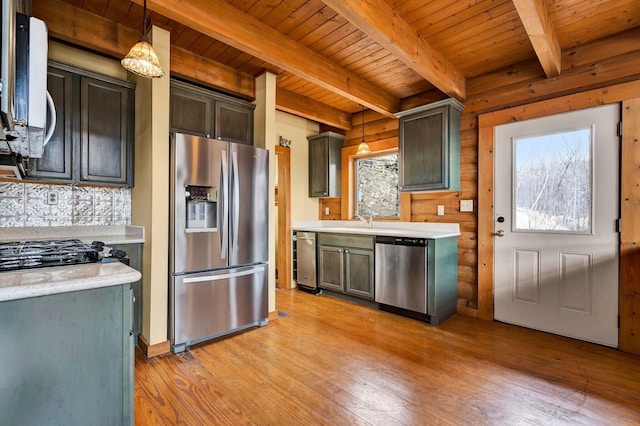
355, 153, 400, 218
513, 128, 592, 233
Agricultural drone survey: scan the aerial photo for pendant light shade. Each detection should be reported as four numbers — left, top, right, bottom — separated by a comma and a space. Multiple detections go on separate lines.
121, 0, 165, 78
121, 36, 164, 78
356, 106, 371, 155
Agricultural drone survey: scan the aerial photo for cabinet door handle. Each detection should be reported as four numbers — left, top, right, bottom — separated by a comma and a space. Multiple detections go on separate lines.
344, 249, 349, 254
82, 175, 88, 180
338, 249, 342, 253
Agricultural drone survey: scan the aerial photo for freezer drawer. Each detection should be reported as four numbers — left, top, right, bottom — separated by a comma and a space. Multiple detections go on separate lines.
171, 264, 268, 352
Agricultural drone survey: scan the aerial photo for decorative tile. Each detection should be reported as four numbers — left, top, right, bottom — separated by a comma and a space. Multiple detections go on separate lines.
49, 217, 73, 226
73, 186, 94, 201
113, 216, 128, 226
25, 202, 49, 218
0, 216, 25, 227
0, 182, 24, 197
73, 199, 94, 217
94, 200, 114, 217
0, 196, 25, 217
113, 189, 125, 204
25, 183, 48, 200
72, 216, 94, 226
94, 216, 113, 226
94, 187, 113, 203
58, 186, 74, 206
25, 216, 50, 227
0, 181, 132, 228
50, 199, 73, 217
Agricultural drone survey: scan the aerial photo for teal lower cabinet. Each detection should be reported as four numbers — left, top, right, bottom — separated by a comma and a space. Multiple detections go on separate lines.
109, 243, 143, 340
0, 284, 134, 425
318, 233, 375, 300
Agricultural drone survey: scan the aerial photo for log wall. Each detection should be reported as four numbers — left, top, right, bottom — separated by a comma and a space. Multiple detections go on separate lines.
328, 30, 640, 349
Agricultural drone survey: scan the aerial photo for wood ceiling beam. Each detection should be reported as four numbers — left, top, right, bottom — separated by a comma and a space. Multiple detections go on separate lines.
321, 0, 466, 102
276, 88, 352, 131
171, 47, 254, 99
33, 0, 253, 99
32, 0, 136, 59
132, 0, 399, 117
512, 0, 562, 78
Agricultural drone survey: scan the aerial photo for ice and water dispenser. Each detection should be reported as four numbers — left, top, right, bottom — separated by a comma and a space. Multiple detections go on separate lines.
185, 185, 217, 232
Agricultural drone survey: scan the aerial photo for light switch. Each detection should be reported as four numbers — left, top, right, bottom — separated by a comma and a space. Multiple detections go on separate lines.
437, 205, 444, 216
460, 200, 474, 212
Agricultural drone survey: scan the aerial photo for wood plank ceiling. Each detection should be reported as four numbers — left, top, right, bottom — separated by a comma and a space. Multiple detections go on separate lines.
33, 0, 640, 130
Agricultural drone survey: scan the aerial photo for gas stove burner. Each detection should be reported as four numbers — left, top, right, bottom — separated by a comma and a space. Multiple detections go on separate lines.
0, 239, 101, 272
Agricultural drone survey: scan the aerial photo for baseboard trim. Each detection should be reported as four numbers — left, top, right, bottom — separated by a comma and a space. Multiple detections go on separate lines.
138, 335, 171, 358
457, 305, 479, 318
268, 310, 279, 322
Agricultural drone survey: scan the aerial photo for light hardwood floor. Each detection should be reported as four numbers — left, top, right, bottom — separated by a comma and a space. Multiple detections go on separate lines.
134, 289, 640, 425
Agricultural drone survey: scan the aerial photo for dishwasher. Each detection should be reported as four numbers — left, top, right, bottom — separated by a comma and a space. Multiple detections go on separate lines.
375, 236, 429, 319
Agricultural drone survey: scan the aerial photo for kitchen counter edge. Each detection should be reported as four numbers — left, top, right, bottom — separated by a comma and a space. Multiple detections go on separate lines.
0, 262, 142, 303
292, 224, 461, 239
0, 225, 145, 245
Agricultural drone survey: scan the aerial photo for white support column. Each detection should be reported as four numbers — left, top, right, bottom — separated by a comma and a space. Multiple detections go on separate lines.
131, 25, 171, 353
254, 71, 277, 314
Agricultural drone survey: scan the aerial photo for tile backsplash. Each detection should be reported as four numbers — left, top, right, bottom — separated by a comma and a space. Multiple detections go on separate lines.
0, 182, 131, 227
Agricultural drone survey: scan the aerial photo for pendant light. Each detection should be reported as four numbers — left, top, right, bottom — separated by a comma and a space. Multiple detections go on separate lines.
121, 0, 165, 78
356, 105, 371, 155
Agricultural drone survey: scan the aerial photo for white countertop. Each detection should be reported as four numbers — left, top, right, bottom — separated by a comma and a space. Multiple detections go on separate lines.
0, 225, 145, 245
293, 220, 460, 239
0, 262, 142, 302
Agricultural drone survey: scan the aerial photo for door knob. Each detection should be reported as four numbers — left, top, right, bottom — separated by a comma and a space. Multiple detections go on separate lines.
493, 230, 505, 237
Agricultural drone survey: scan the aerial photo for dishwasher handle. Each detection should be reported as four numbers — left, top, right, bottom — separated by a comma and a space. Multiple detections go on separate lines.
375, 236, 428, 246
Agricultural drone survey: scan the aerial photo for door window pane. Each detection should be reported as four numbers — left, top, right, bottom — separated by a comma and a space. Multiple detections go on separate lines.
354, 153, 399, 218
513, 128, 592, 233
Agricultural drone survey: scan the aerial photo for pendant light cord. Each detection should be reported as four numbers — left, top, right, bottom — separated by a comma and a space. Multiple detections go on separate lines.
142, 0, 148, 38
361, 105, 365, 143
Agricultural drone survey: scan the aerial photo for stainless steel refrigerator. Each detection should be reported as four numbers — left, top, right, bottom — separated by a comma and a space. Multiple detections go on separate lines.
170, 133, 269, 353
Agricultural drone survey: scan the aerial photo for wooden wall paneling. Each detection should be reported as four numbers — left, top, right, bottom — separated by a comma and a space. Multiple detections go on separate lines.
276, 146, 293, 289
620, 98, 640, 353
467, 50, 640, 115
319, 198, 342, 221
476, 124, 495, 321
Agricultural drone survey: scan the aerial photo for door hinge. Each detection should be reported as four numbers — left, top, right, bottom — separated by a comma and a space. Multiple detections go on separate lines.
618, 122, 623, 137
616, 218, 622, 233
618, 315, 620, 329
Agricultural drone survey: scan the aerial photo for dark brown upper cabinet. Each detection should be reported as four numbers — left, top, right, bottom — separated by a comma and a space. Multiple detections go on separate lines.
80, 77, 133, 185
396, 99, 464, 192
170, 79, 255, 146
29, 66, 74, 181
29, 62, 135, 187
307, 131, 344, 198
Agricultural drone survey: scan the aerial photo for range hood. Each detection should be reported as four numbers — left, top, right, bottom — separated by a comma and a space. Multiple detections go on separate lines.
1, 0, 55, 179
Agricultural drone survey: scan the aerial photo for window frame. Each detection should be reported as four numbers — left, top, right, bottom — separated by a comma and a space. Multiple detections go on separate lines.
353, 151, 400, 219
342, 140, 405, 222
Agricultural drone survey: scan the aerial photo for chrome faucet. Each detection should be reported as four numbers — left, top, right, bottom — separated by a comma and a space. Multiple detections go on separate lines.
354, 211, 373, 228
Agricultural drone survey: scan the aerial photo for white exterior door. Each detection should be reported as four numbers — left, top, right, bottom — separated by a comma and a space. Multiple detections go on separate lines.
494, 104, 620, 347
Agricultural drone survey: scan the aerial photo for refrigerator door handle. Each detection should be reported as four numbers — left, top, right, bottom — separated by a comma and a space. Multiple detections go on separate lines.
220, 150, 229, 258
182, 266, 264, 284
231, 150, 240, 258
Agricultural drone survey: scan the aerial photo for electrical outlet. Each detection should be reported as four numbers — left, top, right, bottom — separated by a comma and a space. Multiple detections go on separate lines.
47, 190, 59, 205
460, 200, 474, 212
437, 205, 444, 216
324, 207, 330, 216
